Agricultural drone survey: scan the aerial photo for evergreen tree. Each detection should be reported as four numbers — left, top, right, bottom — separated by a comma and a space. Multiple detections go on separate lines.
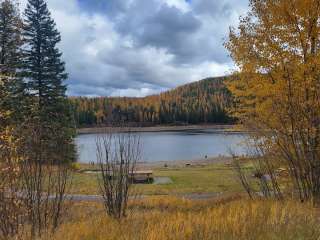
23, 0, 67, 113
0, 0, 25, 125
22, 0, 75, 162
0, 0, 22, 74
21, 0, 75, 235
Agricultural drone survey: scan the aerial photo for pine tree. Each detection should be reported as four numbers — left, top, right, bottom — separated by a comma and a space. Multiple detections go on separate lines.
22, 0, 76, 161
21, 0, 75, 236
22, 0, 75, 142
0, 0, 25, 125
23, 0, 67, 115
0, 0, 22, 74
0, 3, 26, 236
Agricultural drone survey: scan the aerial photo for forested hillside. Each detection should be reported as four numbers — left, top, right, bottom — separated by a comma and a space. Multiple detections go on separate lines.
70, 76, 234, 127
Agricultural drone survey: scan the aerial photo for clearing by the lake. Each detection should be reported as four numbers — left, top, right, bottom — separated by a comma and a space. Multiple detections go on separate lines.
70, 158, 241, 196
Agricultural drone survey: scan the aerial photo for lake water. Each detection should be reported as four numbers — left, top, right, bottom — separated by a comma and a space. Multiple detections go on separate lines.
75, 129, 248, 163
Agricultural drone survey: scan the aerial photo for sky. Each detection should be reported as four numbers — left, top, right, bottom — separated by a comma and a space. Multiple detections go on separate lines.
20, 0, 249, 97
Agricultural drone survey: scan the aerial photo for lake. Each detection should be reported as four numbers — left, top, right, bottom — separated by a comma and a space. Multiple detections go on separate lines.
75, 129, 248, 163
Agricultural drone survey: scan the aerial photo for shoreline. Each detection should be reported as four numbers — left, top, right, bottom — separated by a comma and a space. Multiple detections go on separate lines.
77, 124, 243, 135
79, 156, 234, 171
135, 156, 234, 169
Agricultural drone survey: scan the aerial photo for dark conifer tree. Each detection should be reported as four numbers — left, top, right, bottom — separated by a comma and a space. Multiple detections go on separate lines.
0, 0, 22, 74
23, 0, 67, 112
0, 0, 25, 125
22, 0, 75, 162
21, 0, 75, 235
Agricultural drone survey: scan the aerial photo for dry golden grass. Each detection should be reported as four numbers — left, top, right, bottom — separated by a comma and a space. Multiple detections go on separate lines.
44, 196, 320, 240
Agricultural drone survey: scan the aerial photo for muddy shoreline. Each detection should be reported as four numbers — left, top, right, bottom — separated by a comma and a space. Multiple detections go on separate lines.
77, 124, 242, 135
80, 156, 234, 171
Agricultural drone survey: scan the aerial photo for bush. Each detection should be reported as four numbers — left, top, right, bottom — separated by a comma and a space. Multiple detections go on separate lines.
70, 163, 81, 172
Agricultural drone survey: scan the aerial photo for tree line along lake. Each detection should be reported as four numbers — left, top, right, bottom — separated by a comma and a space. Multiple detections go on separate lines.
75, 127, 248, 163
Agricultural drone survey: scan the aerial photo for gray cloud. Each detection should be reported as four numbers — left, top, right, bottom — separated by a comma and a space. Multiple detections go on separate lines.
78, 0, 129, 17
116, 3, 203, 64
20, 0, 249, 97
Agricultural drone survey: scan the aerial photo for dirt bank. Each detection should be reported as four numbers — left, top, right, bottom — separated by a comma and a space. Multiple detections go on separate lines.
77, 124, 241, 134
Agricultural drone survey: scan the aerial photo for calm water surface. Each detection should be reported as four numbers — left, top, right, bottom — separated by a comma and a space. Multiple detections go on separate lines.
75, 129, 248, 163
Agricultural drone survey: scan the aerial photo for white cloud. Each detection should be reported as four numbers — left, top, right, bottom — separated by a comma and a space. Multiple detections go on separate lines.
160, 0, 191, 12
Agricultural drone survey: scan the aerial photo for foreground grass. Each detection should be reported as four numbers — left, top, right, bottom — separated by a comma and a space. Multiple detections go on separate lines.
54, 162, 320, 239
70, 164, 243, 195
46, 196, 320, 240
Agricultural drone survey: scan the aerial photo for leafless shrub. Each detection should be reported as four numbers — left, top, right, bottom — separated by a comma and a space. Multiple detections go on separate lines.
269, 118, 320, 204
96, 129, 141, 219
248, 138, 283, 200
230, 152, 254, 200
20, 121, 73, 238
230, 137, 283, 200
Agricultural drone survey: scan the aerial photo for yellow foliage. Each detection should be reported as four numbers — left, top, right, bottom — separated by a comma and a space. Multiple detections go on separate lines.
0, 126, 25, 239
226, 0, 320, 128
0, 127, 22, 187
225, 0, 320, 201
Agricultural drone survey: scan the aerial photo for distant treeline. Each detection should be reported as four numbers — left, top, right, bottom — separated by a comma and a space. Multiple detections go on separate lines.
70, 77, 235, 127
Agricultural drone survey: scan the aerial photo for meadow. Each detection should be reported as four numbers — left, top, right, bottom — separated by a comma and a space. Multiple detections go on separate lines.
44, 196, 320, 240
42, 162, 320, 240
70, 162, 245, 196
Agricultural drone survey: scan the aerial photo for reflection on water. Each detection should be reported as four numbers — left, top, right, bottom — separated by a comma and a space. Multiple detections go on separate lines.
75, 129, 248, 163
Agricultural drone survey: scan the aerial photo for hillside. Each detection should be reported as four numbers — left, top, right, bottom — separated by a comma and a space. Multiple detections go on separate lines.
70, 76, 234, 127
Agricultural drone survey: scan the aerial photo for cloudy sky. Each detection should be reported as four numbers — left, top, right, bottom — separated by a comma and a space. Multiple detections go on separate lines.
21, 0, 249, 97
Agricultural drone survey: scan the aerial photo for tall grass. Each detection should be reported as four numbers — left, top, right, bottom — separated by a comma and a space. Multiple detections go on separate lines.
44, 196, 319, 240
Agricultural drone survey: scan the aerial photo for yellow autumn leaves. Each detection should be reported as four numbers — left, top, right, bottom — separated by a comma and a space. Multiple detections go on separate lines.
225, 0, 320, 202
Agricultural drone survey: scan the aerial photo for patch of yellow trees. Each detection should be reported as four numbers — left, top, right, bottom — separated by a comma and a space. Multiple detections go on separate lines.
226, 0, 320, 203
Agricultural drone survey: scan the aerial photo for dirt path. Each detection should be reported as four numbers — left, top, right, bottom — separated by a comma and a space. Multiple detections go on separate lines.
64, 192, 222, 202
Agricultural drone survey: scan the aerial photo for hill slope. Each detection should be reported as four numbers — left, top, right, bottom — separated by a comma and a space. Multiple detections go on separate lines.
70, 76, 234, 127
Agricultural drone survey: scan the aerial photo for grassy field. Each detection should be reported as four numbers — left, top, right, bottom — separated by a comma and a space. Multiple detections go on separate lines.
43, 196, 320, 240
50, 162, 320, 240
70, 163, 244, 196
